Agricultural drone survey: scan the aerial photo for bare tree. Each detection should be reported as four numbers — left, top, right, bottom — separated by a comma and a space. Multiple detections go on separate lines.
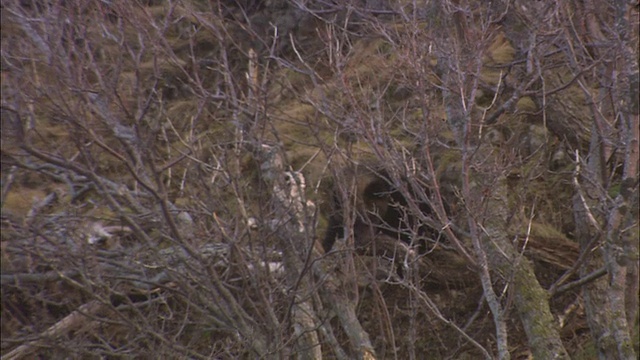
1, 0, 637, 359
558, 1, 639, 358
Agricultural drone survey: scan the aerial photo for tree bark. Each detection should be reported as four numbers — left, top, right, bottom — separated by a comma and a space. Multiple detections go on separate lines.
482, 174, 570, 360
259, 145, 323, 360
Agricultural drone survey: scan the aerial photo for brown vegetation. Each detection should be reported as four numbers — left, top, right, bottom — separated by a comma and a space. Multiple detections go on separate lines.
1, 1, 638, 359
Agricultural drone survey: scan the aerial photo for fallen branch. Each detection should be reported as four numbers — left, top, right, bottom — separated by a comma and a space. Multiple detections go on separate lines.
2, 301, 107, 360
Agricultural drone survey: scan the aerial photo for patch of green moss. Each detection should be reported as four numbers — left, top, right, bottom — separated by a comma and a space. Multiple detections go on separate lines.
608, 183, 621, 198
516, 97, 537, 112
375, 40, 393, 56
529, 222, 571, 242
1, 188, 48, 218
487, 33, 516, 65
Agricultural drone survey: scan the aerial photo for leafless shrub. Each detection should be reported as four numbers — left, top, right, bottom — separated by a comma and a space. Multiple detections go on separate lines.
1, 1, 637, 359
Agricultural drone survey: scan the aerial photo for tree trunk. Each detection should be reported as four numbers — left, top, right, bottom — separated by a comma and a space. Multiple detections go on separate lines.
483, 174, 569, 359
573, 120, 637, 360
